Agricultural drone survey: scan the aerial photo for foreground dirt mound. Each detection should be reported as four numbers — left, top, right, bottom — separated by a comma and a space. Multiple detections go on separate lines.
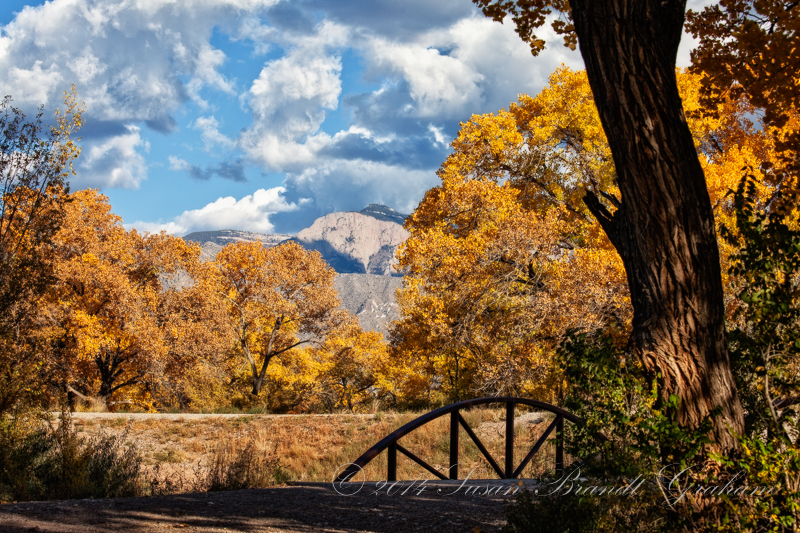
0, 484, 508, 532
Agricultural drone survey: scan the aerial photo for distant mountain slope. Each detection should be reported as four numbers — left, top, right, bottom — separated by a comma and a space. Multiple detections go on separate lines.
197, 242, 224, 262
177, 213, 408, 333
359, 204, 408, 225
291, 212, 409, 276
183, 229, 291, 262
183, 229, 290, 247
334, 274, 403, 335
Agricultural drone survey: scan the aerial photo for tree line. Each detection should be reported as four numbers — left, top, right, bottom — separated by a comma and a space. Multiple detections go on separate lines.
0, 96, 390, 413
2, 64, 797, 422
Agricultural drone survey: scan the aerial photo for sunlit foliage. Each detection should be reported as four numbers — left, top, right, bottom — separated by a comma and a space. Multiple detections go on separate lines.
391, 66, 789, 405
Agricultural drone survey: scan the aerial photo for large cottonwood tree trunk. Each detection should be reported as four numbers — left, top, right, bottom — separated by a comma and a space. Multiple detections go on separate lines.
571, 0, 745, 452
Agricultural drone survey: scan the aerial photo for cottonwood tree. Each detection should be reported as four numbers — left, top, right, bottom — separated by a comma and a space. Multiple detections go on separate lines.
155, 258, 233, 410
213, 240, 348, 398
48, 189, 200, 410
314, 320, 390, 412
0, 89, 82, 413
473, 0, 747, 451
393, 177, 602, 403
395, 66, 775, 407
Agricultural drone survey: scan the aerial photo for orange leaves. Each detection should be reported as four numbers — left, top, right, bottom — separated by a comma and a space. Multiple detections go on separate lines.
433, 66, 617, 231
44, 198, 380, 412
472, 0, 574, 56
394, 170, 574, 402
1, 90, 83, 413
312, 321, 390, 412
49, 189, 206, 410
686, 1, 800, 207
686, 1, 800, 139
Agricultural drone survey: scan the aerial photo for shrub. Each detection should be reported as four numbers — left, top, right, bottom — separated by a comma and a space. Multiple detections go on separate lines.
503, 488, 666, 533
713, 171, 800, 532
202, 427, 287, 491
501, 328, 705, 533
0, 409, 143, 502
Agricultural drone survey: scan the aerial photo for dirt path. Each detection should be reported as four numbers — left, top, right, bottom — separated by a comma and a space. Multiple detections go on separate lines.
67, 413, 376, 421
0, 483, 513, 532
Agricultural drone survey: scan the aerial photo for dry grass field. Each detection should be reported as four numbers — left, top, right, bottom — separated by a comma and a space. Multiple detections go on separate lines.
71, 407, 563, 491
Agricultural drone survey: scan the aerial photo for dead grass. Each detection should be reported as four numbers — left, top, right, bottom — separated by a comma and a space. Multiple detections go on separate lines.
73, 407, 566, 491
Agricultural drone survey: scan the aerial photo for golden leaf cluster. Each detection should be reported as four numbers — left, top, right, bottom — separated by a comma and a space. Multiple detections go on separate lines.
391, 66, 793, 405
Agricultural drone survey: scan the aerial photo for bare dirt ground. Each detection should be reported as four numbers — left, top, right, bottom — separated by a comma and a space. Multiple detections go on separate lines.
0, 483, 512, 532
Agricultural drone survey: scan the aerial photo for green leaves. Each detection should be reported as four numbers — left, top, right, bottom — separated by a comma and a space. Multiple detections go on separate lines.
722, 169, 800, 439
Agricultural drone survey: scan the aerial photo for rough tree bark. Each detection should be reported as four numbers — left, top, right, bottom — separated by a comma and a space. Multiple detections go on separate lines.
571, 0, 744, 451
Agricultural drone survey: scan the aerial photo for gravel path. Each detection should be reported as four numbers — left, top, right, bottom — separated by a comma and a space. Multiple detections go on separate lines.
66, 412, 376, 421
0, 482, 515, 532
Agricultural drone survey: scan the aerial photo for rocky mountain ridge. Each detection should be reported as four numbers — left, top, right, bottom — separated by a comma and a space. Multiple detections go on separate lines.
183, 230, 292, 262
359, 203, 407, 225
290, 212, 408, 276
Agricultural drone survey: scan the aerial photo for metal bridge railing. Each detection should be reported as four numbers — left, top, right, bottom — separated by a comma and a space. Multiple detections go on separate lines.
335, 397, 583, 483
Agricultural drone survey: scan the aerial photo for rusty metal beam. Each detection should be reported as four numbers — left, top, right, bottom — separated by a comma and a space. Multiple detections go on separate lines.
449, 410, 459, 479
505, 402, 514, 478
457, 412, 505, 479
512, 414, 561, 479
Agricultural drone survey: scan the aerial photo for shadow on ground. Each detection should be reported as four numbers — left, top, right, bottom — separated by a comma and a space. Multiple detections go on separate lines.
0, 483, 512, 532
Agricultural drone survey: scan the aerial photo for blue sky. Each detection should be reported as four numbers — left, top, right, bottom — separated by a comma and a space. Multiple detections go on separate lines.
1, 0, 705, 235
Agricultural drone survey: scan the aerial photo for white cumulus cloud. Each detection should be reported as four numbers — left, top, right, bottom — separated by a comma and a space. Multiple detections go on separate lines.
128, 186, 304, 235
193, 116, 236, 152
364, 39, 484, 118
283, 159, 438, 217
0, 0, 280, 189
239, 21, 347, 172
74, 125, 149, 189
168, 155, 190, 171
1, 0, 614, 233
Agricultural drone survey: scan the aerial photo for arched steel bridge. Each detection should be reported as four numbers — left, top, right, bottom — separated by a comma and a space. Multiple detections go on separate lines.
335, 397, 583, 483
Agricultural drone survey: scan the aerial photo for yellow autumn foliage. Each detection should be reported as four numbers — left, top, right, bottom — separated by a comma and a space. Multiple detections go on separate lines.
46, 189, 222, 411
392, 66, 791, 405
311, 321, 392, 412
212, 240, 357, 411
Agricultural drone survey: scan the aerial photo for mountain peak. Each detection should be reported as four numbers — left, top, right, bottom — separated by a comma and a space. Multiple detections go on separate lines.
358, 204, 407, 226
293, 212, 409, 276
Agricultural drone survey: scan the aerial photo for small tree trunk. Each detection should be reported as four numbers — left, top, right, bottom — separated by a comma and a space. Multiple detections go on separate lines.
571, 0, 744, 451
252, 377, 263, 396
251, 319, 283, 396
96, 353, 116, 411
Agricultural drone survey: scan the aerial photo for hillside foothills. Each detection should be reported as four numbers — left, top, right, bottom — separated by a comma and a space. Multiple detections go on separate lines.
182, 230, 290, 261
333, 274, 402, 335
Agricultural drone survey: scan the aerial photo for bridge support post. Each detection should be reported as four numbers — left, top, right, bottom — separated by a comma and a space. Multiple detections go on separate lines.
449, 410, 458, 479
556, 415, 564, 471
388, 442, 397, 481
505, 402, 514, 478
